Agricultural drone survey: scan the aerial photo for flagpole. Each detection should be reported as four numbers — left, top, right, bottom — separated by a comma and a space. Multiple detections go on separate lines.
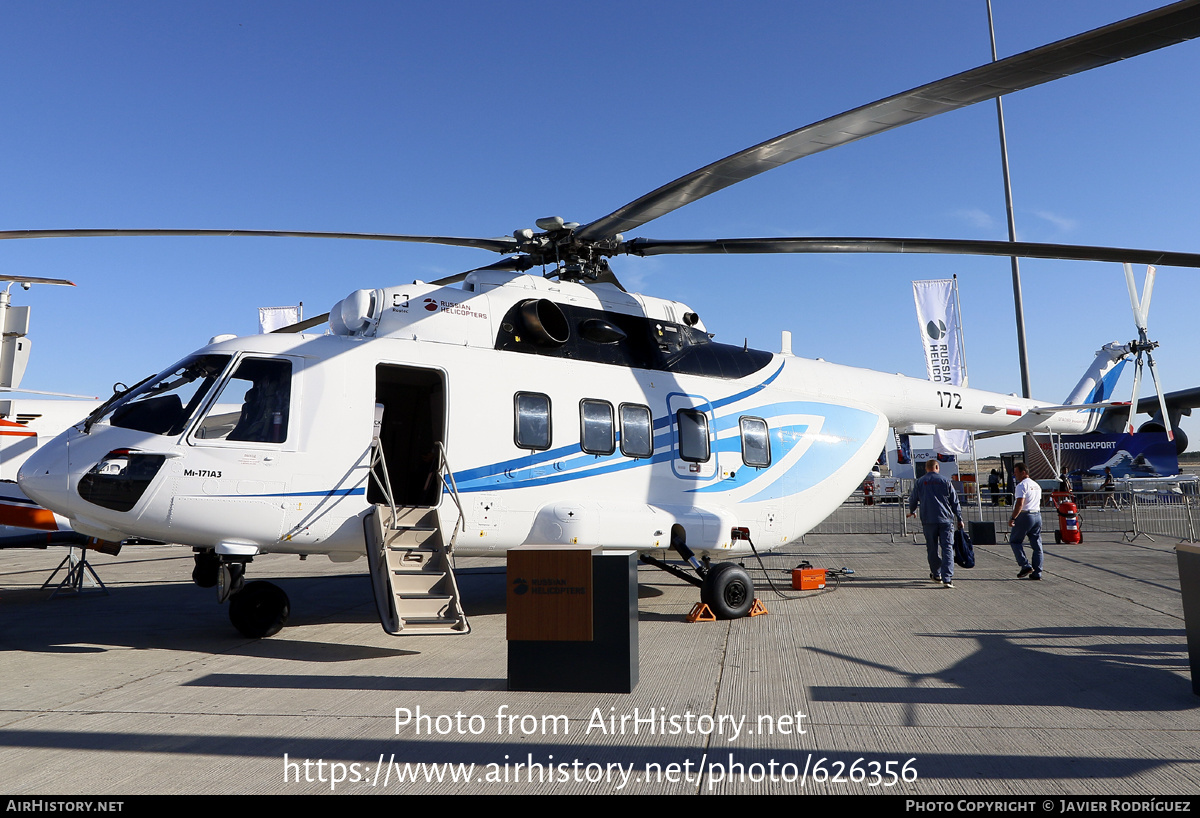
955, 277, 984, 513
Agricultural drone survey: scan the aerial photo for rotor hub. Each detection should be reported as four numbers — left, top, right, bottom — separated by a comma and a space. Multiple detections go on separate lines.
510, 218, 624, 282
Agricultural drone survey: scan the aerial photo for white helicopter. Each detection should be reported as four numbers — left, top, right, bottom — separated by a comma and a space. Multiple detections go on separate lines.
10, 1, 1200, 639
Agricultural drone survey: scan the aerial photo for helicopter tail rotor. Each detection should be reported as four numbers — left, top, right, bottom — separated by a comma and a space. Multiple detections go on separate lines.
1121, 263, 1173, 441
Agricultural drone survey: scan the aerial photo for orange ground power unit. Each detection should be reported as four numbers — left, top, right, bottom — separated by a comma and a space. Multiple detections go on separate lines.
791, 568, 827, 591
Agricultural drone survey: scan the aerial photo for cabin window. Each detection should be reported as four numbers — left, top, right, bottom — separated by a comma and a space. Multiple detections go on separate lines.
676, 408, 710, 463
514, 392, 552, 450
739, 416, 771, 467
195, 357, 292, 443
580, 399, 615, 455
619, 403, 653, 458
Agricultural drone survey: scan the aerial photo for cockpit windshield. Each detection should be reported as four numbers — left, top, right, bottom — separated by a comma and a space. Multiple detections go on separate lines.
96, 354, 232, 436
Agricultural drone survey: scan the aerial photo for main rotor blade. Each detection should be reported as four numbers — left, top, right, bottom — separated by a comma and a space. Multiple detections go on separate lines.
429, 256, 534, 287
623, 236, 1200, 268
579, 1, 1200, 241
1123, 262, 1146, 329
1141, 265, 1158, 323
272, 313, 330, 334
0, 229, 519, 255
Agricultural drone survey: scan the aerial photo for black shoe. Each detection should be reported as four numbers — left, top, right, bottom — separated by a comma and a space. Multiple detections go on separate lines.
930, 573, 942, 582
1029, 573, 1042, 581
943, 580, 955, 589
1017, 566, 1033, 579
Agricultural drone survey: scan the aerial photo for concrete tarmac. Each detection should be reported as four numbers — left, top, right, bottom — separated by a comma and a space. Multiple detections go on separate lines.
1, 531, 1196, 795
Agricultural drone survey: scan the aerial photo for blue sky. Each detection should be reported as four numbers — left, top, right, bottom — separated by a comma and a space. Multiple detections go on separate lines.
2, 1, 1198, 455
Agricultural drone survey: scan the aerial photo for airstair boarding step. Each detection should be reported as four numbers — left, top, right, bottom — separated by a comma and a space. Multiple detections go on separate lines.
366, 504, 470, 637
389, 572, 448, 594
395, 593, 455, 618
398, 618, 469, 633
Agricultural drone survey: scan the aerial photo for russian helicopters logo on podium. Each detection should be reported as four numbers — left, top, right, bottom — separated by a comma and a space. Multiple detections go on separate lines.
512, 576, 585, 595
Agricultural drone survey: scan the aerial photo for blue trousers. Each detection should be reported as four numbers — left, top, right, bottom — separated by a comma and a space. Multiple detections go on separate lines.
1009, 512, 1044, 574
923, 521, 954, 581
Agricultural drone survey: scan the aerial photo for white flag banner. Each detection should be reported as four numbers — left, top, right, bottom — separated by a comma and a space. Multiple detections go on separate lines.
258, 305, 302, 334
912, 279, 970, 456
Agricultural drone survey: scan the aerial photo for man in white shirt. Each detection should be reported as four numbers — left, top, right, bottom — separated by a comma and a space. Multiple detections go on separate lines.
1008, 462, 1044, 581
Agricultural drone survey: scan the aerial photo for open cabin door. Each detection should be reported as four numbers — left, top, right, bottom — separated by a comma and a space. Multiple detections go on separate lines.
369, 365, 445, 508
365, 364, 468, 636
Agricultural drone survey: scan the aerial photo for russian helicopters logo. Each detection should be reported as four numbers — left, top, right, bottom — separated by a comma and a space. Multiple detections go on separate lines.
926, 319, 948, 340
420, 297, 487, 319
511, 576, 584, 596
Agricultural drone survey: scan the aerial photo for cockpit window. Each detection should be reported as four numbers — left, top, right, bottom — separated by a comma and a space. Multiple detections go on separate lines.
103, 354, 231, 436
195, 358, 292, 443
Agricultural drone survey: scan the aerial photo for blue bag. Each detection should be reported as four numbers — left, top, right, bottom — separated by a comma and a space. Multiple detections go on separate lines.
954, 528, 975, 569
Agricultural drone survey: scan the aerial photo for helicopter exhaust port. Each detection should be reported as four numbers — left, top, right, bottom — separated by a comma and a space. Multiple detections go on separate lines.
519, 298, 570, 346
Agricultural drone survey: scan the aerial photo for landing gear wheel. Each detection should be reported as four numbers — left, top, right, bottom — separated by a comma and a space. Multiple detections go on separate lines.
229, 581, 290, 638
701, 562, 754, 620
192, 551, 220, 588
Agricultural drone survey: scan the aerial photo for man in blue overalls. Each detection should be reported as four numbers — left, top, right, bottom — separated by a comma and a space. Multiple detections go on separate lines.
907, 459, 964, 589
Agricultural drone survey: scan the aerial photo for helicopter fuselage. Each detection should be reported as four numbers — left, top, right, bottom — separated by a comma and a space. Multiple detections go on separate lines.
16, 272, 1096, 563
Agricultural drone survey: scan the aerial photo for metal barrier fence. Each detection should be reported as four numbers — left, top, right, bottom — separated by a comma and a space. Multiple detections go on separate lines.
1128, 491, 1197, 542
810, 488, 1197, 543
967, 491, 1136, 536
809, 495, 911, 539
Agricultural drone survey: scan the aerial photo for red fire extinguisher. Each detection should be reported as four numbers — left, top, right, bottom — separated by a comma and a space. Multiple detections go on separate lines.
1054, 494, 1082, 544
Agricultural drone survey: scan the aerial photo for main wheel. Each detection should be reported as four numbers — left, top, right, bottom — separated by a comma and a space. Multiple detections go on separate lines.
229, 581, 290, 638
701, 562, 755, 619
192, 550, 220, 588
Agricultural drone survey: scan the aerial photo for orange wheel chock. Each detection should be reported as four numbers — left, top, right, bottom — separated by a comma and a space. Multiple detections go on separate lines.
686, 602, 716, 622
748, 598, 769, 617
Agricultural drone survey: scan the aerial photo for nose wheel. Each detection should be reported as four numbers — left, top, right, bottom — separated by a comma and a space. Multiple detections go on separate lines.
200, 552, 291, 638
228, 580, 291, 638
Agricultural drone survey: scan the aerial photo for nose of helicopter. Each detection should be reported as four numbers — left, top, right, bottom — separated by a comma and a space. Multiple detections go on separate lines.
17, 435, 72, 514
